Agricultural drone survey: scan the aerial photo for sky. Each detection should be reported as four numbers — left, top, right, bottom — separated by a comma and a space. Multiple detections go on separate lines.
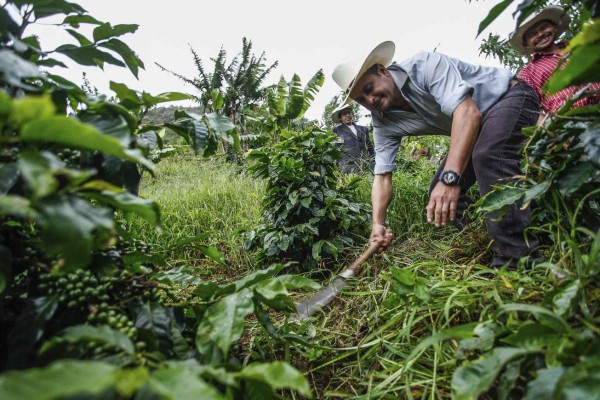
27, 0, 520, 122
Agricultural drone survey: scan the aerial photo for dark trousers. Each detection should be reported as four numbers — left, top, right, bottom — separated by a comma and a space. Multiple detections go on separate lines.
429, 80, 540, 267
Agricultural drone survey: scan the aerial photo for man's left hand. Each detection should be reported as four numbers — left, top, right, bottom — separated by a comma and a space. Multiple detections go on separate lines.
426, 182, 461, 226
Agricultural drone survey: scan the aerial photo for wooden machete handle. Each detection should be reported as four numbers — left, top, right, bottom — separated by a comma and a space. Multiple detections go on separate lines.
346, 240, 381, 275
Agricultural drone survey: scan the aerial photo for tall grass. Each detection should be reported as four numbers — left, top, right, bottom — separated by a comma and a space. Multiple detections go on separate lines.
126, 151, 265, 277
126, 145, 536, 399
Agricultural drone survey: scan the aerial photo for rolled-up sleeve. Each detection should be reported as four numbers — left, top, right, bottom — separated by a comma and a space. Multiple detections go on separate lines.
417, 52, 474, 116
373, 125, 401, 175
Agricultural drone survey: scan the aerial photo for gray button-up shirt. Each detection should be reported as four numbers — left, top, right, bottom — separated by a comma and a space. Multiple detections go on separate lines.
372, 51, 514, 174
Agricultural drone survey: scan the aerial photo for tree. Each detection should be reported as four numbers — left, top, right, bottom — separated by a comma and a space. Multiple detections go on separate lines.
155, 38, 278, 126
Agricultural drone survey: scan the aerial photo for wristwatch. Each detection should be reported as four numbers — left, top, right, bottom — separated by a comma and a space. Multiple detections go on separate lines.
439, 170, 462, 186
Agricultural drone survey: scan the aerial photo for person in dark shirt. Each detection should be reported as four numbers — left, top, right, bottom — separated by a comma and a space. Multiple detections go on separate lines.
331, 104, 374, 174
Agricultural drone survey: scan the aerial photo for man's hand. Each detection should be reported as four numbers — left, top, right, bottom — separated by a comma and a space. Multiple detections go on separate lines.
426, 182, 461, 226
370, 223, 394, 253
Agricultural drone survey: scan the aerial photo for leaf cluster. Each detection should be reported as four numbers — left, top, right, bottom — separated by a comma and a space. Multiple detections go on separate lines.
244, 127, 370, 272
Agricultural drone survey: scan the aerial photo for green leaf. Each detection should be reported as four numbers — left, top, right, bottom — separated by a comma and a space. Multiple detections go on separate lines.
0, 7, 20, 38
477, 185, 523, 213
93, 23, 138, 42
110, 81, 140, 107
496, 303, 571, 334
502, 322, 558, 350
544, 42, 600, 94
62, 14, 103, 25
0, 360, 118, 400
0, 50, 44, 89
301, 69, 325, 116
407, 323, 478, 365
275, 274, 321, 290
211, 89, 224, 111
65, 28, 92, 46
235, 264, 284, 291
134, 302, 178, 356
0, 162, 19, 195
83, 191, 160, 226
581, 122, 600, 168
452, 347, 531, 400
523, 367, 564, 400
55, 44, 126, 68
166, 116, 209, 155
196, 289, 254, 357
522, 179, 551, 206
38, 195, 113, 270
552, 279, 580, 318
285, 74, 304, 119
98, 38, 145, 78
140, 91, 194, 108
557, 162, 597, 196
195, 245, 226, 264
555, 355, 600, 399
254, 279, 295, 312
205, 112, 235, 141
114, 368, 149, 398
9, 94, 56, 128
477, 0, 514, 37
142, 365, 226, 400
32, 0, 85, 19
497, 358, 523, 400
21, 116, 154, 171
236, 362, 311, 397
41, 324, 135, 354
0, 195, 40, 220
6, 297, 58, 369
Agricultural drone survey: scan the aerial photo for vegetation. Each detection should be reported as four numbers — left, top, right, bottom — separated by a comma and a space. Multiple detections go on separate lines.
0, 0, 598, 399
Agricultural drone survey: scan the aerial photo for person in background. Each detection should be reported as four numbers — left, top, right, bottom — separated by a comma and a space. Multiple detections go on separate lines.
331, 41, 540, 269
331, 104, 375, 174
510, 5, 600, 120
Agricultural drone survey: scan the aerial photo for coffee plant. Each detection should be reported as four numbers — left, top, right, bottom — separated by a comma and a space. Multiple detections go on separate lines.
245, 126, 370, 272
0, 1, 313, 398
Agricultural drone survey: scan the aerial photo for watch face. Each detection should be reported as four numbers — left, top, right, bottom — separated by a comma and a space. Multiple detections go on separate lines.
441, 171, 459, 185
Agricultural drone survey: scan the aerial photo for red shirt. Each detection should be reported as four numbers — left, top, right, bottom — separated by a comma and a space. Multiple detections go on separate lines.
517, 49, 600, 113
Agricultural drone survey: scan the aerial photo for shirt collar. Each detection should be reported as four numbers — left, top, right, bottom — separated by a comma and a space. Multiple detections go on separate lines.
531, 41, 569, 60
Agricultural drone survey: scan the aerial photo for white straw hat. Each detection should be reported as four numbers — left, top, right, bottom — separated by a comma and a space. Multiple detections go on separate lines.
509, 6, 570, 54
331, 103, 352, 123
332, 41, 395, 106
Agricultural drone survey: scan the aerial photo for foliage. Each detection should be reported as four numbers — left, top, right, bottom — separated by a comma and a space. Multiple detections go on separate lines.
257, 69, 325, 134
244, 127, 370, 271
155, 38, 278, 126
0, 1, 311, 398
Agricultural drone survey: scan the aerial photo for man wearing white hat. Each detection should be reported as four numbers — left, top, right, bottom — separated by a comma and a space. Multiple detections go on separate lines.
331, 104, 374, 174
510, 5, 600, 115
332, 41, 540, 269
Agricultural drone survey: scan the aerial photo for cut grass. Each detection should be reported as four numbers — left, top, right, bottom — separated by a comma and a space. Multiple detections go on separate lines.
125, 148, 556, 399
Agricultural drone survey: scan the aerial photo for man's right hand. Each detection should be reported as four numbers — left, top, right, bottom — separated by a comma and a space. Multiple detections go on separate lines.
370, 223, 393, 253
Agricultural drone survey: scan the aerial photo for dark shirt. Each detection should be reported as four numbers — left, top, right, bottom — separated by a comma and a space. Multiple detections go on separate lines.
332, 123, 374, 174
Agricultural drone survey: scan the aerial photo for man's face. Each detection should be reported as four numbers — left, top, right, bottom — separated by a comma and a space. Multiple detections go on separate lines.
349, 65, 398, 113
339, 109, 353, 125
523, 20, 558, 52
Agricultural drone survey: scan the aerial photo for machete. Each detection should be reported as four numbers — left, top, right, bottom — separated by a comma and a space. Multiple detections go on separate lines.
292, 240, 381, 321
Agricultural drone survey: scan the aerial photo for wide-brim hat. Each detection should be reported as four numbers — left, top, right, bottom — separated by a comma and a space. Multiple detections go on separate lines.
332, 41, 395, 106
509, 6, 570, 55
331, 103, 352, 123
